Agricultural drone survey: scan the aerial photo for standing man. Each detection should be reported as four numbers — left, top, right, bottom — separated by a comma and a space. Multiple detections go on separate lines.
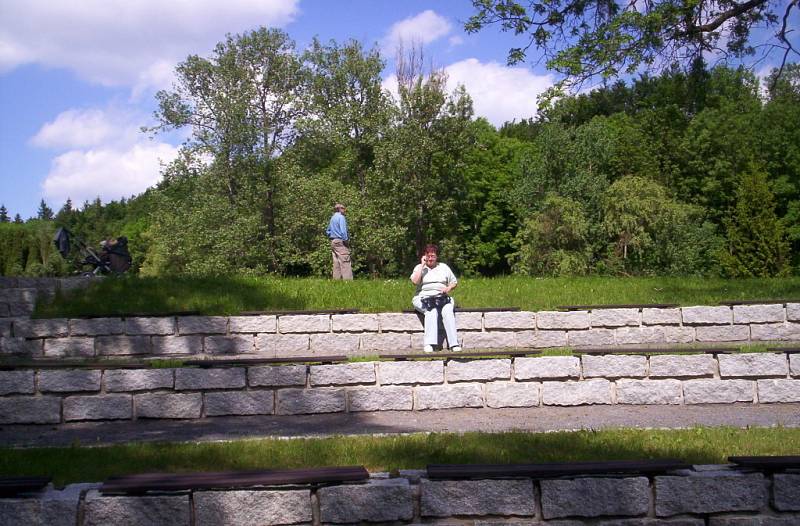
326, 203, 353, 280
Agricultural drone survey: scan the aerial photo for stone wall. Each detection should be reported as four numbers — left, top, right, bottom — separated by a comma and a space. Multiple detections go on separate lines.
0, 277, 92, 319
1, 352, 798, 424
1, 303, 799, 360
2, 465, 799, 525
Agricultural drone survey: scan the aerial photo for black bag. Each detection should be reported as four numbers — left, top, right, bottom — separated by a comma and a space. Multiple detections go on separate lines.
421, 294, 450, 311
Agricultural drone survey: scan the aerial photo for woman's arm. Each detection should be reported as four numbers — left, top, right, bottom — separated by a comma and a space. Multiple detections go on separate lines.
410, 255, 427, 285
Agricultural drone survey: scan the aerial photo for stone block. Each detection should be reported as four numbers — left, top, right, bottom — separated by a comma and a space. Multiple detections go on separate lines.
0, 337, 42, 356
255, 333, 308, 357
0, 288, 36, 302
582, 355, 647, 378
319, 480, 414, 523
0, 486, 88, 526
13, 318, 68, 338
204, 391, 274, 416
719, 353, 788, 377
69, 317, 124, 336
516, 330, 568, 348
43, 337, 94, 358
733, 304, 786, 324
787, 303, 800, 321
616, 379, 682, 404
104, 369, 174, 392
0, 319, 12, 336
8, 302, 35, 317
193, 490, 310, 526
151, 335, 202, 355
96, 335, 151, 356
248, 364, 307, 387
0, 396, 61, 424
125, 316, 176, 335
348, 386, 413, 411
276, 388, 346, 415
0, 370, 35, 395
135, 392, 202, 419
751, 323, 800, 341
63, 394, 132, 421
379, 313, 423, 331
0, 303, 10, 317
682, 306, 732, 325
515, 356, 580, 380
773, 474, 800, 511
457, 311, 483, 330
177, 316, 227, 335
309, 333, 360, 354
360, 332, 411, 352
310, 362, 375, 386
542, 379, 613, 406
591, 308, 641, 328
708, 517, 800, 526
447, 358, 510, 382
664, 326, 695, 343
484, 311, 535, 330
204, 335, 254, 355
538, 311, 590, 329
683, 379, 754, 404
649, 354, 716, 378
792, 354, 799, 376
696, 325, 750, 342
175, 367, 246, 390
415, 383, 483, 409
486, 381, 540, 408
461, 331, 516, 349
420, 479, 535, 517
615, 327, 665, 345
655, 474, 767, 516
541, 477, 649, 518
83, 491, 190, 526
278, 314, 330, 333
757, 379, 800, 403
642, 308, 682, 325
331, 313, 379, 332
378, 361, 444, 385
39, 369, 101, 392
568, 329, 616, 347
228, 315, 277, 333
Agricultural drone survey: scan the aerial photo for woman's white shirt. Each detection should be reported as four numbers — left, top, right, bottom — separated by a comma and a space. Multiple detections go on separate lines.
411, 263, 457, 298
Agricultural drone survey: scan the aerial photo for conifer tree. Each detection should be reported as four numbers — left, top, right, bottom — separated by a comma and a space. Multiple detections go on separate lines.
36, 199, 54, 221
0, 205, 9, 223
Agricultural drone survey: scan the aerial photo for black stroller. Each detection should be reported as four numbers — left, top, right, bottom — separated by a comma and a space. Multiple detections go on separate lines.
54, 227, 132, 276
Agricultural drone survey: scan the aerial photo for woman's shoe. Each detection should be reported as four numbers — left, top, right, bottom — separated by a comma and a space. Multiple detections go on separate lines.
450, 345, 462, 352
423, 344, 435, 353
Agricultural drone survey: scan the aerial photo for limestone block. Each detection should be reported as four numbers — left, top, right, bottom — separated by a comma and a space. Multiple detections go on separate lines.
331, 313, 379, 332
96, 336, 151, 356
277, 314, 330, 333
733, 304, 786, 324
0, 288, 36, 302
39, 369, 101, 392
683, 379, 754, 404
135, 392, 202, 419
0, 337, 42, 356
537, 311, 590, 330
541, 477, 649, 518
515, 356, 580, 380
8, 302, 34, 317
151, 335, 202, 355
125, 317, 176, 335
0, 319, 12, 336
348, 386, 413, 411
649, 355, 716, 378
654, 474, 767, 516
718, 353, 788, 377
457, 311, 483, 330
360, 332, 412, 352
228, 315, 277, 333
542, 379, 613, 406
248, 364, 307, 387
591, 308, 641, 328
415, 383, 483, 409
751, 323, 800, 341
664, 326, 696, 343
43, 337, 95, 358
0, 370, 34, 395
447, 358, 511, 382
69, 317, 124, 336
757, 379, 800, 403
379, 313, 423, 332
773, 474, 800, 511
193, 490, 310, 526
204, 391, 274, 416
642, 308, 682, 325
461, 331, 516, 349
379, 361, 444, 385
0, 396, 61, 423
104, 369, 174, 392
516, 330, 568, 348
616, 379, 682, 404
568, 329, 615, 347
695, 325, 750, 342
682, 306, 732, 325
0, 499, 40, 526
276, 388, 346, 415
310, 362, 375, 386
177, 316, 227, 335
708, 516, 800, 526
63, 394, 132, 421
420, 479, 535, 517
309, 333, 360, 354
13, 318, 68, 338
486, 381, 540, 408
255, 334, 308, 357
175, 367, 246, 390
83, 491, 190, 526
0, 486, 88, 526
204, 335, 254, 355
0, 303, 10, 317
788, 303, 800, 321
319, 480, 414, 523
615, 327, 665, 345
792, 354, 799, 376
582, 355, 647, 378
484, 311, 535, 330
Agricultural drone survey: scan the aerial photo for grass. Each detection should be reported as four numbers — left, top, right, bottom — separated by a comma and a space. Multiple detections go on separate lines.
35, 275, 800, 317
1, 427, 798, 487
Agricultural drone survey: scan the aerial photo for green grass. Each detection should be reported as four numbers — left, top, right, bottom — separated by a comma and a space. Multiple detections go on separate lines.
35, 275, 800, 317
2, 428, 798, 487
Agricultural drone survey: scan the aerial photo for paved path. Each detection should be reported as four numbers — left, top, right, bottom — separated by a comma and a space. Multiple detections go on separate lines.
2, 403, 799, 448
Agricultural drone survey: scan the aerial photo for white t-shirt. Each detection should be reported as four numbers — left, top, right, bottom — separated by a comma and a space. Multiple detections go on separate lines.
411, 262, 458, 298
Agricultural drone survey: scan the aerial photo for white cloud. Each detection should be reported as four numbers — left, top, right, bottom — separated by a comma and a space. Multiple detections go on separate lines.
382, 10, 452, 53
31, 108, 121, 149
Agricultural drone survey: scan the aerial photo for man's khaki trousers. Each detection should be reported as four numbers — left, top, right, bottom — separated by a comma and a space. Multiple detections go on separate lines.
331, 239, 353, 280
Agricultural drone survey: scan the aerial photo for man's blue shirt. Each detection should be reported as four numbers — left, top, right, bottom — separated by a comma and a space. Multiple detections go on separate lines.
326, 212, 349, 241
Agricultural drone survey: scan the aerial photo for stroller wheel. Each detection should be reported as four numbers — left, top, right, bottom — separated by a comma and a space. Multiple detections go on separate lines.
81, 271, 96, 278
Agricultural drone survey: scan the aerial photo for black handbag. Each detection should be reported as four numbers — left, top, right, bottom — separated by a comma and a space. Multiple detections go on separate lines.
421, 294, 450, 311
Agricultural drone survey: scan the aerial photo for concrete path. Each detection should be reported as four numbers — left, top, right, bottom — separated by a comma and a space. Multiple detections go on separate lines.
2, 403, 799, 448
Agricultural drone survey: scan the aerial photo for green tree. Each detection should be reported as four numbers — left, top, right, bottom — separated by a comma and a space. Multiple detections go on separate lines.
13, 214, 22, 224
36, 199, 53, 221
0, 205, 9, 223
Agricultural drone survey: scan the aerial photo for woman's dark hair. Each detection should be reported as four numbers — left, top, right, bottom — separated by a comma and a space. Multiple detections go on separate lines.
423, 243, 439, 255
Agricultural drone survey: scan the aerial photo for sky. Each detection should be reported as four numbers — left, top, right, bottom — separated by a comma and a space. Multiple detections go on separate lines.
0, 0, 793, 219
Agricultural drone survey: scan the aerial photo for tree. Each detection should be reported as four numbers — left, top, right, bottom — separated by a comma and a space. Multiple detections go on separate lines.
0, 205, 9, 223
13, 214, 23, 224
36, 199, 53, 221
466, 0, 799, 89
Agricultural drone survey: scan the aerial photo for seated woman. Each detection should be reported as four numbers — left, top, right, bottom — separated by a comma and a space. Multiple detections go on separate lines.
410, 244, 461, 353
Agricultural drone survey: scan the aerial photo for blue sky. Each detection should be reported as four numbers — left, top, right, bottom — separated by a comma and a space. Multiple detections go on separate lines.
0, 0, 793, 219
